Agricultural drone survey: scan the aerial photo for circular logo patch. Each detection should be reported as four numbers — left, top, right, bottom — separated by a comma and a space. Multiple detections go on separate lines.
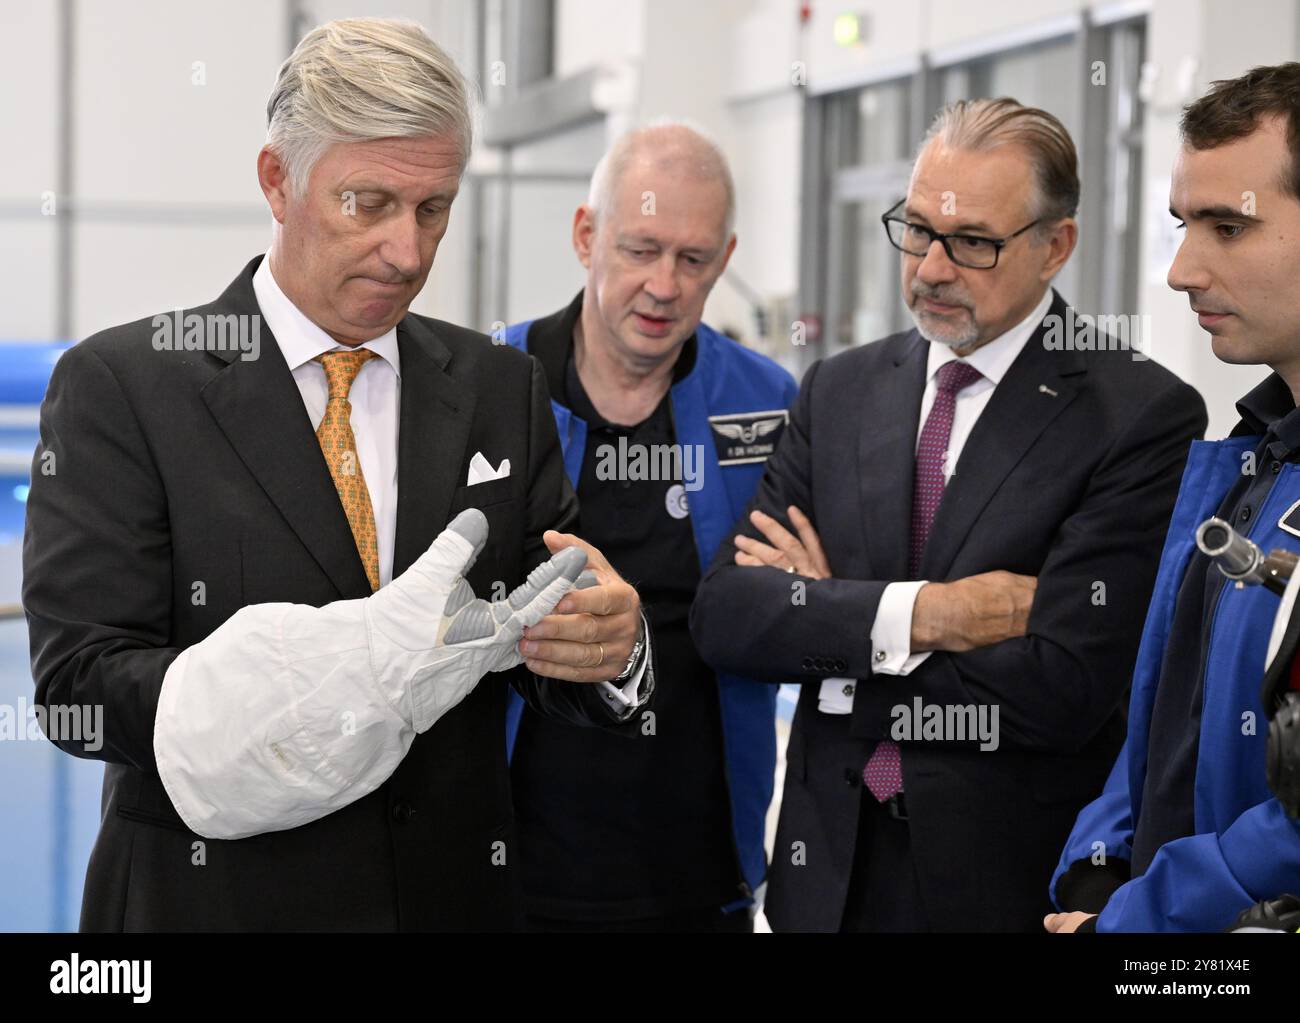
665, 483, 690, 519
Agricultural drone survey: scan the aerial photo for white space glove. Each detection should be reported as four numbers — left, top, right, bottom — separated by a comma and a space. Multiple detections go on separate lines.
155, 508, 587, 839
366, 507, 588, 732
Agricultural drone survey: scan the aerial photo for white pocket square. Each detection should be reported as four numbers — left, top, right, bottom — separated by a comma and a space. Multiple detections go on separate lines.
467, 452, 511, 486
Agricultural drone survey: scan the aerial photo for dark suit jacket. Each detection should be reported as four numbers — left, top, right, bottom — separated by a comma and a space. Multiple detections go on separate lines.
690, 291, 1208, 932
23, 255, 631, 931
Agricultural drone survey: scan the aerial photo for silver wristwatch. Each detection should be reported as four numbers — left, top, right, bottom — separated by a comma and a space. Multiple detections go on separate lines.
610, 612, 648, 682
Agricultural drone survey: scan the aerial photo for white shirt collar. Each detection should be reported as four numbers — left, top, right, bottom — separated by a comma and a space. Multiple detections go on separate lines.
252, 254, 401, 376
925, 288, 1053, 386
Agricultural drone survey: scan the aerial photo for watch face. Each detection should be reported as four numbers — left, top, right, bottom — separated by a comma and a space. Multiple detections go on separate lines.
613, 621, 646, 681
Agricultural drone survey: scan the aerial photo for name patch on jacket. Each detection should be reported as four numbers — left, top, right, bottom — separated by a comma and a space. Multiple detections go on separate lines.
1280, 499, 1300, 538
708, 410, 788, 465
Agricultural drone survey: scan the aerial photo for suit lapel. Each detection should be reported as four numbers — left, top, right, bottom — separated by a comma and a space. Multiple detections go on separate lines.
857, 331, 928, 579
919, 292, 1086, 580
198, 258, 371, 598
391, 315, 475, 577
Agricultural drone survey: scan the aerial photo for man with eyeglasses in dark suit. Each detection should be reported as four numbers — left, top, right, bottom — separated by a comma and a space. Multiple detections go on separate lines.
691, 97, 1207, 932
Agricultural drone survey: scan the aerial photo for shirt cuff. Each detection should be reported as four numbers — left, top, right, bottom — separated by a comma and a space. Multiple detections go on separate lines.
817, 678, 857, 714
869, 580, 932, 676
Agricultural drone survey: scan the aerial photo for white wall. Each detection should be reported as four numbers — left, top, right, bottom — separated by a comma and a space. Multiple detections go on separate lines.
67, 0, 288, 337
801, 0, 926, 94
0, 0, 479, 343
503, 120, 608, 325
555, 0, 646, 79
715, 0, 805, 367
408, 0, 480, 327
1, 2, 65, 340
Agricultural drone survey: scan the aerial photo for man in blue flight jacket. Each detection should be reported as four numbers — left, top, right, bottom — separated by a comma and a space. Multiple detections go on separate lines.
1049, 63, 1300, 933
503, 124, 797, 931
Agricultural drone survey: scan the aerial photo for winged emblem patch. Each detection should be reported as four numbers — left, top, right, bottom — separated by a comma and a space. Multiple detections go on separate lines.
708, 409, 789, 465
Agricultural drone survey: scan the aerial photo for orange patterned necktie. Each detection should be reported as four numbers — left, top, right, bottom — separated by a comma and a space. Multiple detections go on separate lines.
314, 349, 380, 592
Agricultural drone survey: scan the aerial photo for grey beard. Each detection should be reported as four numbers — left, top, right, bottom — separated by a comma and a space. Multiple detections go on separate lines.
908, 304, 979, 348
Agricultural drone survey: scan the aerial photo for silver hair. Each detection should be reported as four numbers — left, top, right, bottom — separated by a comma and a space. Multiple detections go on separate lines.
920, 97, 1080, 231
587, 120, 736, 241
265, 18, 474, 197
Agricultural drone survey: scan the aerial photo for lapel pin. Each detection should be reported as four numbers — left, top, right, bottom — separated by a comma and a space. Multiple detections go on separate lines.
1038, 384, 1058, 397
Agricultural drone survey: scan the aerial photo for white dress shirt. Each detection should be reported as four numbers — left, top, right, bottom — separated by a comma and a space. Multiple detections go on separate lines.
153, 254, 647, 838
819, 288, 1052, 713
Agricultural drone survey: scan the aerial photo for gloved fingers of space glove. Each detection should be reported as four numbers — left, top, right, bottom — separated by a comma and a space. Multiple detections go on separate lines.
388, 508, 489, 602
441, 546, 587, 646
442, 508, 490, 576
445, 507, 489, 552
508, 545, 587, 613
440, 596, 499, 645
507, 546, 588, 630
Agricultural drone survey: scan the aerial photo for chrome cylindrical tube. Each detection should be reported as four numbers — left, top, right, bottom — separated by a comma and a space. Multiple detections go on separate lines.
1196, 517, 1298, 596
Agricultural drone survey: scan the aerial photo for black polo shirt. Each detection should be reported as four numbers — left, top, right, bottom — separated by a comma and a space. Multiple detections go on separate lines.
1132, 373, 1300, 871
509, 292, 744, 921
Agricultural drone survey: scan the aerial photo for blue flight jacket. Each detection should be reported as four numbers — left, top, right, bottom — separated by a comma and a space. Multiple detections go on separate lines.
503, 317, 798, 900
1053, 437, 1300, 931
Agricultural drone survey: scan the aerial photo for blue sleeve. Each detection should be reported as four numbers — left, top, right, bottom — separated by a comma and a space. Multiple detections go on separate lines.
1051, 739, 1134, 906
780, 367, 798, 407
1095, 797, 1300, 932
502, 321, 531, 353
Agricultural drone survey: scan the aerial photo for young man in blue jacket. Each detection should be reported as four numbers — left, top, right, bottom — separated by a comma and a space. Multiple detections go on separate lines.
504, 124, 797, 931
1049, 63, 1300, 933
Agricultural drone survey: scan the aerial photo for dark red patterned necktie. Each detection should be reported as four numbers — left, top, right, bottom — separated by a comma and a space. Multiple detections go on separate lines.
864, 359, 984, 802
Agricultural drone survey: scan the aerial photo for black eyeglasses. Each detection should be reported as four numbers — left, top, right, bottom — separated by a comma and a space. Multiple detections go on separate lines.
880, 199, 1040, 269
